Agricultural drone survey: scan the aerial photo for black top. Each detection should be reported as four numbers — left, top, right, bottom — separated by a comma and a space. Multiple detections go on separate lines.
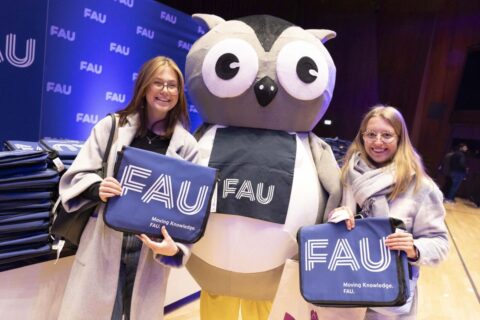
81, 131, 171, 200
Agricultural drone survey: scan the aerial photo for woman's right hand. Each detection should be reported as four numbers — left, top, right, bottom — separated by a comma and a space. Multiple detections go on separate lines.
99, 176, 122, 202
328, 206, 355, 230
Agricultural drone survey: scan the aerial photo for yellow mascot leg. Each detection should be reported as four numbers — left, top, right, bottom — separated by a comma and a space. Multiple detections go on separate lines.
240, 298, 272, 320
200, 290, 241, 320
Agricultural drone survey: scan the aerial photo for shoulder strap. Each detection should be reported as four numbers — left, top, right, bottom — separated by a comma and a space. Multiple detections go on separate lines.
100, 113, 116, 177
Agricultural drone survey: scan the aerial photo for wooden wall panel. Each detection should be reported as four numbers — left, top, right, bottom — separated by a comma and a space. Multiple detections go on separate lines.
414, 0, 480, 176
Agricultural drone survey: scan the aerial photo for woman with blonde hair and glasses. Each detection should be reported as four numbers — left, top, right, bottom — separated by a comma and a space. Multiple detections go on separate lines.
329, 105, 448, 319
58, 56, 198, 320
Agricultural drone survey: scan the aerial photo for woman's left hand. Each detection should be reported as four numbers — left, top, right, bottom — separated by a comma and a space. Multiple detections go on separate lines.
384, 231, 418, 260
137, 226, 179, 256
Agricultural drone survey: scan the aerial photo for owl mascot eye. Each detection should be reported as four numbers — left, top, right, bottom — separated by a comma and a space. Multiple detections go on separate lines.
186, 14, 343, 319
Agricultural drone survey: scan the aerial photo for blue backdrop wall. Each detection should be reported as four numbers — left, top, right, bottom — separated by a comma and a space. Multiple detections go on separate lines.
0, 0, 204, 142
0, 0, 48, 141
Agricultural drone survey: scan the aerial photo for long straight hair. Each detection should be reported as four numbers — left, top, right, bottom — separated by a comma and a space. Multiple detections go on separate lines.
117, 56, 190, 137
340, 105, 427, 199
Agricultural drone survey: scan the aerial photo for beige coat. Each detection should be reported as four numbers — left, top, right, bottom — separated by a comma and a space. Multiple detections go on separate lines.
58, 113, 198, 320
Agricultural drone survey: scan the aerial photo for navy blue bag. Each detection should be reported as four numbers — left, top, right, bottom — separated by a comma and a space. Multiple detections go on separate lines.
3, 140, 42, 151
104, 146, 217, 243
0, 243, 51, 265
0, 219, 50, 234
0, 191, 52, 202
0, 231, 49, 247
0, 211, 50, 224
298, 217, 410, 307
39, 139, 84, 159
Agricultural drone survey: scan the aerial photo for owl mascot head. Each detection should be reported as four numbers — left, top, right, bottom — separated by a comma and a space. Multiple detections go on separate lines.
185, 14, 342, 319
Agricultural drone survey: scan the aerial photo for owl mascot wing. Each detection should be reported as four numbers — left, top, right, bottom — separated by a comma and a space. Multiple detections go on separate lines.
185, 14, 344, 320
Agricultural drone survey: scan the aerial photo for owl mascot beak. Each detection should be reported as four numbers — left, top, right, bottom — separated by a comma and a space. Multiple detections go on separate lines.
254, 76, 277, 107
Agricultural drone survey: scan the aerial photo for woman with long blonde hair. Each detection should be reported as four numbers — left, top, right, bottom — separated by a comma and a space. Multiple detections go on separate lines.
332, 105, 448, 319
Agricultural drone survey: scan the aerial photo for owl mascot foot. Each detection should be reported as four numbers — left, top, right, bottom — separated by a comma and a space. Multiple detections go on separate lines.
185, 14, 341, 320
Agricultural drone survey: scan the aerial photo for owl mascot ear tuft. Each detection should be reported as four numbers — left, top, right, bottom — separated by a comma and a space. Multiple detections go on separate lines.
192, 14, 226, 31
306, 29, 337, 44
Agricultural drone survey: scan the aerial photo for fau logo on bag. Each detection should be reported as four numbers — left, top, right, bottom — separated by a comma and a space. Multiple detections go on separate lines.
119, 164, 210, 216
104, 146, 217, 243
298, 218, 409, 306
304, 237, 391, 272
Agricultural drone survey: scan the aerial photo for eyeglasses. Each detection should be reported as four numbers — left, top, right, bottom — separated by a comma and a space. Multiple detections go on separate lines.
362, 131, 397, 144
153, 81, 178, 94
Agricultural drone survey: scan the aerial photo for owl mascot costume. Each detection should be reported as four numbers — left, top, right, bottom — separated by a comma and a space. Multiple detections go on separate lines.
185, 14, 342, 320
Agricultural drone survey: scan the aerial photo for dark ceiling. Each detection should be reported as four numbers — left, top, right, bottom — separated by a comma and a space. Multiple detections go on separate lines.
157, 0, 380, 28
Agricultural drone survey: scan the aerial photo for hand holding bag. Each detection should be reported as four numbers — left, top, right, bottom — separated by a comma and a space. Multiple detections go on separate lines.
297, 217, 410, 308
103, 145, 217, 243
50, 113, 116, 247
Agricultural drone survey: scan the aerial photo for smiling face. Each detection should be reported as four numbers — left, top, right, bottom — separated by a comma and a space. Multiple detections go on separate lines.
363, 116, 398, 166
145, 66, 179, 124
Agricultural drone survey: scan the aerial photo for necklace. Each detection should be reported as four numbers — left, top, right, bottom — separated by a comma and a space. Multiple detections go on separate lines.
146, 134, 161, 144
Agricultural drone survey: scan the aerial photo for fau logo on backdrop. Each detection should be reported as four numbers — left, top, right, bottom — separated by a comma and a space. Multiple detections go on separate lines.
114, 0, 134, 8
106, 91, 126, 103
0, 34, 35, 68
160, 11, 177, 24
132, 72, 138, 81
110, 42, 130, 56
177, 40, 192, 52
84, 8, 107, 24
136, 26, 154, 40
46, 81, 72, 95
50, 25, 75, 42
304, 237, 391, 272
197, 25, 205, 35
80, 60, 102, 74
76, 113, 98, 124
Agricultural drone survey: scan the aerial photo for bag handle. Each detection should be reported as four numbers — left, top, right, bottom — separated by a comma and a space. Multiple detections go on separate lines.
100, 113, 116, 178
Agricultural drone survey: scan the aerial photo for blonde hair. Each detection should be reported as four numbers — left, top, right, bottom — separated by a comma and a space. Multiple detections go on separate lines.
340, 104, 427, 199
117, 56, 190, 137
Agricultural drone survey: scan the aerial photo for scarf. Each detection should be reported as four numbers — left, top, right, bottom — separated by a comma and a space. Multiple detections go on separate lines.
346, 153, 395, 217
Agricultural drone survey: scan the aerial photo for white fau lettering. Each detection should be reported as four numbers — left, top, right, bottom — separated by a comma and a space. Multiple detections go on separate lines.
132, 72, 138, 81
76, 113, 98, 124
51, 143, 83, 152
105, 91, 126, 103
50, 25, 75, 41
46, 81, 72, 95
223, 179, 274, 205
189, 105, 198, 113
114, 0, 134, 8
80, 60, 102, 74
84, 8, 107, 24
136, 26, 154, 39
12, 144, 34, 151
305, 237, 391, 272
0, 34, 35, 68
160, 11, 177, 24
197, 25, 205, 35
119, 164, 209, 216
177, 40, 191, 51
110, 42, 130, 56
